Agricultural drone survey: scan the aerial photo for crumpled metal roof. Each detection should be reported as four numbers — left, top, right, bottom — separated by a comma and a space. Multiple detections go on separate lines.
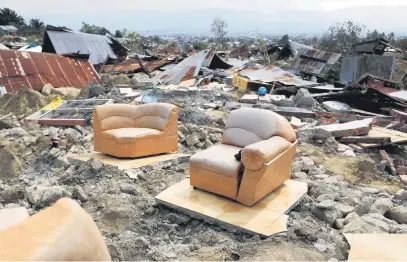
0, 25, 18, 31
102, 58, 173, 74
290, 49, 341, 76
43, 30, 118, 65
239, 65, 314, 87
288, 40, 314, 57
0, 49, 101, 93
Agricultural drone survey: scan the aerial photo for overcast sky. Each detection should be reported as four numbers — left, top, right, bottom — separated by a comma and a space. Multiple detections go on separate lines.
3, 0, 407, 35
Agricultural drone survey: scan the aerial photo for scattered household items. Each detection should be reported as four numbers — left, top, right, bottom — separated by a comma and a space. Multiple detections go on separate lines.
68, 152, 188, 171
93, 103, 178, 158
42, 25, 127, 65
26, 99, 112, 126
0, 198, 111, 261
0, 49, 101, 93
345, 234, 407, 261
155, 179, 307, 236
189, 107, 297, 206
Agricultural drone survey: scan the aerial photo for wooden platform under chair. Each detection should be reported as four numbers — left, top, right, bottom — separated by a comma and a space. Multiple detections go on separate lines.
67, 152, 189, 170
155, 179, 307, 237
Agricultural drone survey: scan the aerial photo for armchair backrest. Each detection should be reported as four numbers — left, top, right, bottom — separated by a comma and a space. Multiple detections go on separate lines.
222, 108, 296, 148
94, 103, 178, 133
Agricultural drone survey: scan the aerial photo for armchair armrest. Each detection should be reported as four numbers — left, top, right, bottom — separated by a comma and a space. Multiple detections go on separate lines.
241, 136, 292, 171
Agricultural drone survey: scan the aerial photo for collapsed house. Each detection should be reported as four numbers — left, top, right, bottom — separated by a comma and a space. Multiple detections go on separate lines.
0, 49, 101, 93
42, 25, 128, 66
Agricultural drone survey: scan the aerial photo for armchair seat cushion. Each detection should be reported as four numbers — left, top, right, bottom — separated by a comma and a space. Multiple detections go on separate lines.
189, 144, 242, 179
101, 128, 162, 143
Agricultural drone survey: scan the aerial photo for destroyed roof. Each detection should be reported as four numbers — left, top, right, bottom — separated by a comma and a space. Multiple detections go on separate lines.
238, 65, 315, 87
290, 49, 341, 77
0, 49, 101, 93
353, 38, 392, 55
153, 47, 232, 85
0, 25, 18, 31
0, 43, 9, 50
102, 58, 173, 74
287, 40, 314, 57
42, 26, 125, 65
229, 45, 250, 58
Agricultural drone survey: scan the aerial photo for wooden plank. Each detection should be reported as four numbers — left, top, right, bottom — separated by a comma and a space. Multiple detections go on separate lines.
290, 116, 302, 129
339, 136, 392, 145
358, 126, 407, 148
379, 150, 397, 176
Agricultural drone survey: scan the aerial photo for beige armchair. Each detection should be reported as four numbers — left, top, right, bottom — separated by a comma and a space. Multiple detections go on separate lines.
189, 107, 297, 206
0, 198, 110, 261
93, 103, 178, 158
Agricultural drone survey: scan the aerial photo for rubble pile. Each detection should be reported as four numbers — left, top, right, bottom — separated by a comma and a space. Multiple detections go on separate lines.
3, 39, 407, 261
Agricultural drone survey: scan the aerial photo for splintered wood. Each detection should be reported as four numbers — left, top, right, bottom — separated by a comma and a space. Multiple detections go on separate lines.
358, 126, 407, 148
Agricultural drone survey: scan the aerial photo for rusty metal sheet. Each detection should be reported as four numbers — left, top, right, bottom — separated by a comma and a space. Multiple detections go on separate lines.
0, 50, 101, 93
101, 59, 173, 74
290, 49, 341, 76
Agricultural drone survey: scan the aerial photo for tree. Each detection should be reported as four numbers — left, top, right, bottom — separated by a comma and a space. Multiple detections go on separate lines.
29, 18, 44, 30
80, 22, 111, 35
365, 30, 395, 43
319, 20, 366, 54
115, 30, 123, 38
211, 17, 228, 48
0, 8, 25, 27
278, 34, 289, 46
193, 41, 209, 51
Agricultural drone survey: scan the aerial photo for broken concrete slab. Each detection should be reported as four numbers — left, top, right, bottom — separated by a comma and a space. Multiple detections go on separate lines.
322, 101, 350, 112
316, 119, 373, 138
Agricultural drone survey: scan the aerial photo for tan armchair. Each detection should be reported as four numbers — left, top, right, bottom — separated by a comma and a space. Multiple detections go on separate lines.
93, 103, 178, 158
189, 108, 297, 207
0, 198, 111, 261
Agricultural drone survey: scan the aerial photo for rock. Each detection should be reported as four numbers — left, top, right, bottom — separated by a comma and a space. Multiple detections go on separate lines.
120, 184, 138, 195
26, 185, 71, 207
394, 190, 407, 201
167, 213, 191, 225
294, 227, 318, 242
324, 137, 338, 150
335, 219, 344, 230
370, 198, 393, 215
339, 189, 363, 201
354, 196, 374, 216
300, 157, 314, 171
314, 174, 329, 180
309, 183, 340, 198
62, 128, 82, 144
314, 239, 327, 252
51, 87, 81, 98
335, 203, 355, 216
0, 187, 24, 204
197, 130, 207, 141
203, 139, 214, 149
49, 148, 61, 159
357, 159, 378, 175
358, 187, 379, 194
213, 117, 226, 127
308, 166, 326, 176
339, 197, 358, 207
311, 206, 342, 226
0, 114, 20, 130
360, 214, 391, 232
90, 159, 104, 173
185, 134, 200, 147
53, 156, 70, 169
144, 207, 156, 216
42, 84, 53, 95
294, 89, 315, 110
317, 194, 337, 202
316, 200, 335, 210
72, 185, 88, 202
195, 141, 205, 149
293, 172, 307, 180
389, 206, 407, 224
292, 161, 303, 173
343, 217, 388, 233
344, 212, 360, 225
178, 125, 189, 134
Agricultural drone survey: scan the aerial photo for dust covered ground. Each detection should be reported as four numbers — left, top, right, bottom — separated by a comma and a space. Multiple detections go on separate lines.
1, 83, 407, 261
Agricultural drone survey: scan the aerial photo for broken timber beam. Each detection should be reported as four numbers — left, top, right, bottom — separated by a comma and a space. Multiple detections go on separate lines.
339, 136, 392, 145
379, 150, 397, 176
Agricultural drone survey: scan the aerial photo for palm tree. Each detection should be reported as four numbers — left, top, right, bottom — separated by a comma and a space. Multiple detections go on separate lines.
29, 18, 45, 30
0, 8, 25, 27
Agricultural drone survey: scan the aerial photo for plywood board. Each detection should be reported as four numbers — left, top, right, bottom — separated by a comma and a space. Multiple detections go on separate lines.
345, 234, 407, 261
0, 207, 29, 231
68, 152, 189, 170
359, 126, 407, 148
156, 179, 307, 237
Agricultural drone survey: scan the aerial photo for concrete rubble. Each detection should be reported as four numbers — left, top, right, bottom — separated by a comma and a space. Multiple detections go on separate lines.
2, 37, 407, 261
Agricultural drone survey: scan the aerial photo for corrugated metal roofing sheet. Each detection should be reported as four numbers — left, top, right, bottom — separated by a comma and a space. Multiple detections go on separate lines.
0, 25, 18, 31
44, 30, 117, 65
288, 40, 314, 57
290, 49, 341, 76
101, 59, 173, 74
239, 65, 314, 87
0, 49, 101, 93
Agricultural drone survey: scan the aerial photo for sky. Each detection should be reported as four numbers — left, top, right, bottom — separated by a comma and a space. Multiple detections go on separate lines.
2, 0, 407, 35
